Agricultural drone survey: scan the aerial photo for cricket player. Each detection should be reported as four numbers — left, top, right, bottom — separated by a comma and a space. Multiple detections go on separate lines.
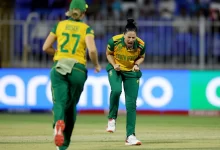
42, 0, 101, 149
106, 18, 145, 146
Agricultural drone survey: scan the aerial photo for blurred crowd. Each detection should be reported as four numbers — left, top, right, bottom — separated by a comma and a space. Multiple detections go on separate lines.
5, 0, 220, 65
14, 0, 220, 37
14, 0, 220, 22
2, 0, 220, 68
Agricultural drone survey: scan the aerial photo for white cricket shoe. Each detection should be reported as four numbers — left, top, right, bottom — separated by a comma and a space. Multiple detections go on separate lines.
106, 119, 116, 133
125, 134, 141, 146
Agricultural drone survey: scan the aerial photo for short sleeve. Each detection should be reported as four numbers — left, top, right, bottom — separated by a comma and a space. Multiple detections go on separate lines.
50, 23, 58, 35
86, 27, 94, 36
107, 38, 114, 51
140, 44, 146, 56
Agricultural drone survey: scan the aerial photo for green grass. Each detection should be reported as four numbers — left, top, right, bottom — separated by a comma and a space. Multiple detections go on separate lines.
0, 113, 220, 150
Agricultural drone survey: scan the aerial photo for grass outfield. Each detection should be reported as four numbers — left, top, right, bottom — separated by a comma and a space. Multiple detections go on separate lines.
0, 113, 220, 150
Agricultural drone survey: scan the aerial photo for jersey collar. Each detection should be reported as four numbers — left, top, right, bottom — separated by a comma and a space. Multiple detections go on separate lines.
121, 36, 138, 49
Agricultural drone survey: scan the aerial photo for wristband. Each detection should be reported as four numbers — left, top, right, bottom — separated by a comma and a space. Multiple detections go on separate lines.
134, 64, 139, 67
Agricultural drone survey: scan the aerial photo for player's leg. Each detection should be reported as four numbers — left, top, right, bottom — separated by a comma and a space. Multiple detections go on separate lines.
59, 65, 87, 149
108, 69, 122, 120
50, 67, 69, 148
106, 69, 122, 132
123, 72, 141, 145
58, 102, 75, 150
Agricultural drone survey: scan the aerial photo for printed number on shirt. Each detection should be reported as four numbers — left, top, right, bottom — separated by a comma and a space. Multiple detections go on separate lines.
60, 32, 80, 54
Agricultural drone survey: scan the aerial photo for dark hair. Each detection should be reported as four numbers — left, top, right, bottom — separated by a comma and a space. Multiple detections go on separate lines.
124, 18, 137, 33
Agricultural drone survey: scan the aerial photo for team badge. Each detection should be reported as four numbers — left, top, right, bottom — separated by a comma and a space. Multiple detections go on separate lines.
109, 70, 112, 76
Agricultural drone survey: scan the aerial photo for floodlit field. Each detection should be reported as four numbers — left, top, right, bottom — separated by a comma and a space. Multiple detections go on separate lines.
0, 113, 220, 150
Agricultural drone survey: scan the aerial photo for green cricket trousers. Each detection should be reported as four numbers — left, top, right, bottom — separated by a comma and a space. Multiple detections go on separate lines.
50, 62, 87, 150
106, 64, 142, 137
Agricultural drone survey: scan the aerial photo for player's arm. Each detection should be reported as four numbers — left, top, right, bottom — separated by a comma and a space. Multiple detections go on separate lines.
85, 27, 101, 72
134, 44, 146, 66
106, 38, 120, 71
85, 35, 99, 66
134, 55, 145, 66
106, 50, 116, 66
42, 33, 56, 55
106, 38, 115, 66
132, 43, 146, 71
43, 23, 58, 55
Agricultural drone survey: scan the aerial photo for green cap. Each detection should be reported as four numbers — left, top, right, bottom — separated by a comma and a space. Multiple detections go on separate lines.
69, 0, 87, 12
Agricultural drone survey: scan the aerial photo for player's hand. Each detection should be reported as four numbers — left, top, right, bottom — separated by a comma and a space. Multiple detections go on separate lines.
132, 64, 139, 72
94, 64, 101, 73
114, 64, 120, 71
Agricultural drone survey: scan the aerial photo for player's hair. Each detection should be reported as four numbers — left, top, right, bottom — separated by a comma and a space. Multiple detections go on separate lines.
124, 18, 137, 33
65, 9, 84, 20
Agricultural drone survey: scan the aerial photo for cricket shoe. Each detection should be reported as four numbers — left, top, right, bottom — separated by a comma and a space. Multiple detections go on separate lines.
125, 134, 141, 146
54, 120, 65, 147
106, 119, 116, 133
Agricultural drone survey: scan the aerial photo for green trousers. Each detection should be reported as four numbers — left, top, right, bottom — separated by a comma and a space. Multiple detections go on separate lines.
107, 65, 142, 137
50, 63, 87, 150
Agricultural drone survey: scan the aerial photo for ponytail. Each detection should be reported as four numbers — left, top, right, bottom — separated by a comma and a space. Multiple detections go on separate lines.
65, 9, 83, 20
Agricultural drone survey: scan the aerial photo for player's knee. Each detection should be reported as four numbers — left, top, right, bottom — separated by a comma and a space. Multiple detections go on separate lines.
125, 100, 136, 111
126, 105, 136, 112
112, 90, 122, 96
